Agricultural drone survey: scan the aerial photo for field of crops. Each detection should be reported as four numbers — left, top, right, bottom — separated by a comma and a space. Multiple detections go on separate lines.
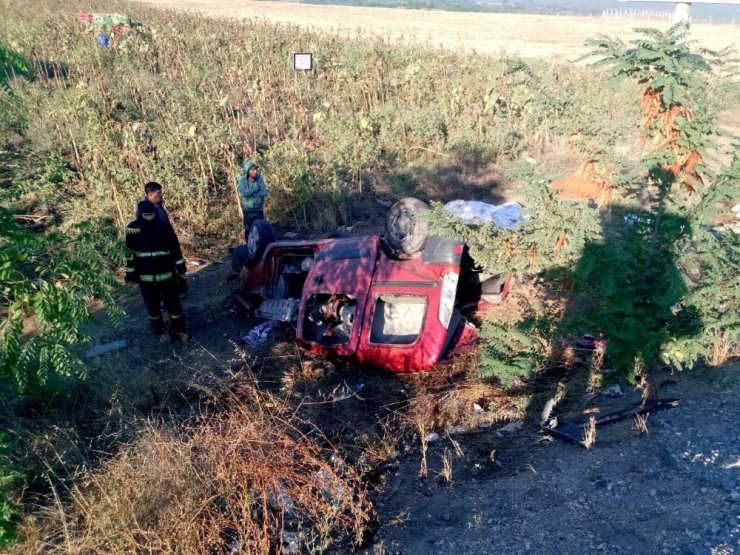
144, 0, 740, 60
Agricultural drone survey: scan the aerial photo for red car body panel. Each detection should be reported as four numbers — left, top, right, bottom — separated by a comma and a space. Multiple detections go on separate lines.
240, 234, 506, 373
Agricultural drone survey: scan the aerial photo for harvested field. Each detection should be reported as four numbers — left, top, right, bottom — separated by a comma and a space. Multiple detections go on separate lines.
141, 0, 740, 60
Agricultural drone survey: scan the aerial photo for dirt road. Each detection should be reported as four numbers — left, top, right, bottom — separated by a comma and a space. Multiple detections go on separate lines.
138, 0, 739, 60
362, 364, 740, 554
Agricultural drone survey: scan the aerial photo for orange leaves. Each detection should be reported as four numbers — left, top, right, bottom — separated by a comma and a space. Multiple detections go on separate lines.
547, 156, 615, 254
548, 162, 614, 206
549, 176, 602, 201
553, 233, 568, 252
549, 132, 617, 206
640, 88, 703, 191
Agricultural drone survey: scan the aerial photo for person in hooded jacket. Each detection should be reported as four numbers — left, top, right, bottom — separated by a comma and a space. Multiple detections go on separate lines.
237, 160, 268, 241
125, 200, 188, 341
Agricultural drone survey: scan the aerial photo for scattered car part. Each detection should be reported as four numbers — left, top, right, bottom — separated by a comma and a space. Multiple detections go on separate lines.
543, 398, 679, 447
85, 339, 127, 359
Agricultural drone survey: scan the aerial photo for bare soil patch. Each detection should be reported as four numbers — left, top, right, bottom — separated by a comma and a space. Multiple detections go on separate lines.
360, 363, 740, 555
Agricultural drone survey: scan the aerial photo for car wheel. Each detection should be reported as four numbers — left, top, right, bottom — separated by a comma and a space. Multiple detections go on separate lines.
247, 219, 274, 264
384, 198, 430, 256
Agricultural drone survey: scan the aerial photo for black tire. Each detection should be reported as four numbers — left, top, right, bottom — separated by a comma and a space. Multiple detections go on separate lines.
246, 219, 274, 264
231, 244, 250, 273
384, 198, 430, 256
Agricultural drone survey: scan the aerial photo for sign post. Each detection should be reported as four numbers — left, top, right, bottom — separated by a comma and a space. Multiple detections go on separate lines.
292, 52, 313, 96
293, 53, 313, 72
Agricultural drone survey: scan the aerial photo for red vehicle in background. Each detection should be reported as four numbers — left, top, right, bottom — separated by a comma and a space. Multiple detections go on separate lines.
236, 198, 508, 372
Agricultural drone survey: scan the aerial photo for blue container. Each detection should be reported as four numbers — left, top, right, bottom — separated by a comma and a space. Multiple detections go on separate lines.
98, 34, 109, 48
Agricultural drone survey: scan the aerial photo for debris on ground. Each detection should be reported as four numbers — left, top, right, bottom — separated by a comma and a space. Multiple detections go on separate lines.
444, 200, 529, 228
85, 339, 127, 359
568, 333, 607, 351
497, 421, 524, 436
543, 398, 679, 447
425, 432, 440, 443
240, 320, 277, 349
602, 384, 624, 397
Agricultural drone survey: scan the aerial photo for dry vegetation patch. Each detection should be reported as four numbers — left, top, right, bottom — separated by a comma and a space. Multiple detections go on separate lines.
24, 374, 375, 553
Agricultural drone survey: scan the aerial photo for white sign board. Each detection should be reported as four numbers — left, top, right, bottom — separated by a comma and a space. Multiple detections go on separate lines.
293, 52, 313, 71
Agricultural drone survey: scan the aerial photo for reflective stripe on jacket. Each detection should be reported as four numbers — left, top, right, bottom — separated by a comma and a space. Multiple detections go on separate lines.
125, 218, 186, 284
139, 272, 174, 282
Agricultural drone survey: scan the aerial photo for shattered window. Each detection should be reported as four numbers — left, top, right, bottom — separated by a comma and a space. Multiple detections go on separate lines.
370, 295, 427, 345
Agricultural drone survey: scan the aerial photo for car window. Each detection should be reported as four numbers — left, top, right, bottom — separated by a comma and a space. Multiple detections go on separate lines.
370, 295, 427, 345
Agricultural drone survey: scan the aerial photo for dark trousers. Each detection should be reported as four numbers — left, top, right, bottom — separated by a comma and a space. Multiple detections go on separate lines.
243, 209, 264, 242
139, 281, 186, 334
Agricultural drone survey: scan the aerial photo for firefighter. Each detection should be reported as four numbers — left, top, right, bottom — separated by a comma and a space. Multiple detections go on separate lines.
125, 200, 188, 342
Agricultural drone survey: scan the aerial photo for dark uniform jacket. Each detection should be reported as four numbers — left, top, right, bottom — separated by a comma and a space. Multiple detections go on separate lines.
136, 200, 171, 225
125, 218, 186, 283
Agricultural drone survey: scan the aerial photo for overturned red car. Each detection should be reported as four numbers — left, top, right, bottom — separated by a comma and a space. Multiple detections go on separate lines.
235, 198, 508, 372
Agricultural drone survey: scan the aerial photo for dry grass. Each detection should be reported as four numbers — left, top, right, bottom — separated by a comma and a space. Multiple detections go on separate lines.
418, 430, 429, 479
358, 423, 401, 468
23, 374, 375, 553
582, 416, 597, 449
633, 413, 650, 436
399, 355, 517, 479
438, 449, 453, 485
399, 349, 530, 482
706, 330, 740, 367
406, 351, 527, 437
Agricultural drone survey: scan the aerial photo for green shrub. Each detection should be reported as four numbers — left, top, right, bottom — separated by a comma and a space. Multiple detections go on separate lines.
0, 206, 123, 393
429, 25, 738, 385
0, 433, 20, 548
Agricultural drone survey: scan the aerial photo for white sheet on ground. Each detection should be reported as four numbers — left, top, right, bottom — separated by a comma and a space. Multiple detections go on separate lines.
444, 200, 529, 228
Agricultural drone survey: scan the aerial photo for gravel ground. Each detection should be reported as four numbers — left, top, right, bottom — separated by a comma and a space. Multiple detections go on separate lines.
365, 364, 740, 555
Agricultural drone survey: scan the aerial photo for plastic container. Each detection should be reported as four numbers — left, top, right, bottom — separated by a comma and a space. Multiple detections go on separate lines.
98, 34, 109, 47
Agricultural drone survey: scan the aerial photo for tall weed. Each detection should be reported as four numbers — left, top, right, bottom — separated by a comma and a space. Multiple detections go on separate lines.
0, 0, 633, 252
